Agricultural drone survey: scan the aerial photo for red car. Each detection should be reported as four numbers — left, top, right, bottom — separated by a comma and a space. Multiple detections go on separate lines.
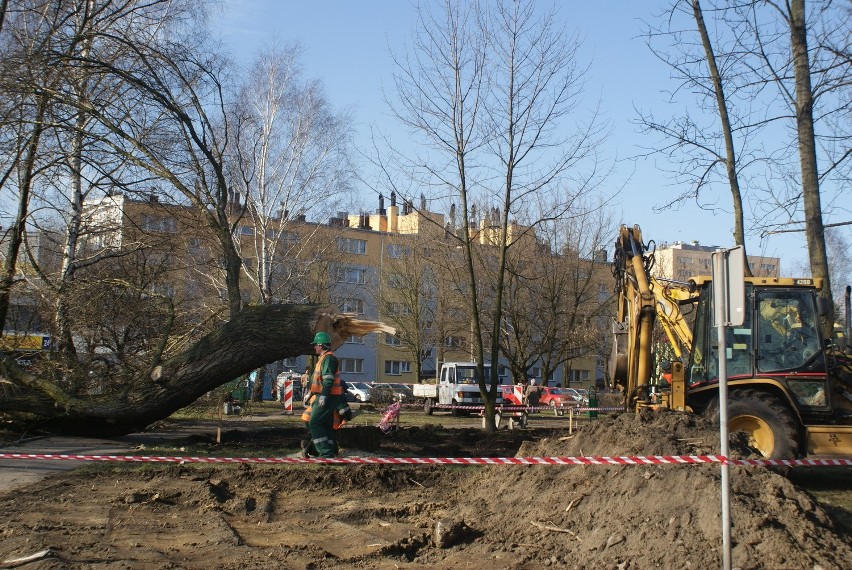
538, 387, 583, 409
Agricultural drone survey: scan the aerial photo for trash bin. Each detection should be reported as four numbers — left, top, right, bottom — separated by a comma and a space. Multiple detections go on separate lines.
587, 387, 598, 419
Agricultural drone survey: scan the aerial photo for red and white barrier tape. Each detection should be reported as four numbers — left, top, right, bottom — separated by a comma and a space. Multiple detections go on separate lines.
424, 404, 623, 413
1, 452, 849, 467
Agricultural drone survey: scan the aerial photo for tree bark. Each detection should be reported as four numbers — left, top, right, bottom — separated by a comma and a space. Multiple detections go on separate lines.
691, 0, 752, 276
0, 304, 387, 435
790, 0, 833, 331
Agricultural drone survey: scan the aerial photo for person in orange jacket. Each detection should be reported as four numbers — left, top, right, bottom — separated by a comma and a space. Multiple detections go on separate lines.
300, 332, 348, 458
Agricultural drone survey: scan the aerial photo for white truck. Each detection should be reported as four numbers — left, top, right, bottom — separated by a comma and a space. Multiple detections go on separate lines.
412, 361, 505, 415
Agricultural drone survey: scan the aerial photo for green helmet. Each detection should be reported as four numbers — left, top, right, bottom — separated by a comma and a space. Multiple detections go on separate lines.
312, 331, 331, 345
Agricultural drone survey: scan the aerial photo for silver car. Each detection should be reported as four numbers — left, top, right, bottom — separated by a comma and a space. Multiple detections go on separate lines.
346, 381, 373, 403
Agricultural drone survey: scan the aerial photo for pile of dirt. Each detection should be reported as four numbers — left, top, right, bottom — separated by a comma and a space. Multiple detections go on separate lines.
0, 411, 849, 569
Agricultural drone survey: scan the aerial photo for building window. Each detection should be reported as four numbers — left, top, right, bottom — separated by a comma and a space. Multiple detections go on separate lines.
568, 369, 590, 383
385, 302, 411, 316
386, 244, 410, 258
337, 298, 365, 314
384, 360, 411, 375
339, 358, 363, 374
444, 336, 464, 348
387, 273, 406, 289
336, 266, 367, 284
239, 225, 254, 236
385, 334, 401, 346
345, 335, 364, 344
140, 214, 177, 233
338, 237, 367, 255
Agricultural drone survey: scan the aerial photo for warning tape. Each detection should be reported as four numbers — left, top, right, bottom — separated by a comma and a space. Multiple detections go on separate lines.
1, 452, 849, 467
418, 404, 623, 413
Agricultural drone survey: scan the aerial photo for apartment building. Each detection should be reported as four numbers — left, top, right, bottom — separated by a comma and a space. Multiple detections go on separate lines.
653, 240, 781, 282
79, 191, 608, 392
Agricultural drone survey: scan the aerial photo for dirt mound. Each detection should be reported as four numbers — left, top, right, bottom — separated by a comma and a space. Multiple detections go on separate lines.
0, 412, 849, 569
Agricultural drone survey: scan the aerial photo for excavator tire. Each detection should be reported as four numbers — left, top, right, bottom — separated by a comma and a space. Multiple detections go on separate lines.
709, 388, 800, 459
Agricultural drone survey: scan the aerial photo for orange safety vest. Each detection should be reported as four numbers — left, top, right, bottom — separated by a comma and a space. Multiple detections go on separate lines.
310, 351, 343, 396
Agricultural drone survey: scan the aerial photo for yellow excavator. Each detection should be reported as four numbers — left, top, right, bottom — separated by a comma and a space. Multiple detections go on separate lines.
610, 224, 852, 459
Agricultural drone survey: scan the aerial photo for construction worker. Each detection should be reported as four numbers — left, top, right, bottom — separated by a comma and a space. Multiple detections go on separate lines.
306, 331, 343, 458
660, 360, 673, 385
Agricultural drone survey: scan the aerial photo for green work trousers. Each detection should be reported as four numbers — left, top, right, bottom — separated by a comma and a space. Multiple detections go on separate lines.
308, 395, 339, 458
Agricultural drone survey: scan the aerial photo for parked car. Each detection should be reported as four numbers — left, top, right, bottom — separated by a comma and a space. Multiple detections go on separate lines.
388, 383, 415, 403
538, 387, 584, 409
370, 383, 398, 405
346, 381, 373, 403
565, 388, 589, 405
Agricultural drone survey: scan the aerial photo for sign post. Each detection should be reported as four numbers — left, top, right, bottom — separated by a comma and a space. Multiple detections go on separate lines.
711, 246, 745, 570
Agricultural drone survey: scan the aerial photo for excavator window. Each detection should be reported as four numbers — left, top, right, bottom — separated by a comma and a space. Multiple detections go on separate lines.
755, 290, 821, 373
688, 285, 754, 384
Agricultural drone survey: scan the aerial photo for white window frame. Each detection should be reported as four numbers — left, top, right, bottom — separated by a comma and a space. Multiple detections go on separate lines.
384, 360, 411, 375
385, 333, 401, 346
338, 237, 367, 255
337, 298, 365, 314
339, 358, 363, 374
444, 336, 464, 348
336, 266, 367, 284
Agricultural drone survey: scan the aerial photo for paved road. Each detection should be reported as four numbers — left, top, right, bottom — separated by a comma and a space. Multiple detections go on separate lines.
0, 420, 224, 493
0, 435, 135, 493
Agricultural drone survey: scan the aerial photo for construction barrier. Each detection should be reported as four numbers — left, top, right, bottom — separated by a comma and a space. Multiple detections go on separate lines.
281, 379, 294, 415
1, 452, 849, 467
422, 403, 624, 413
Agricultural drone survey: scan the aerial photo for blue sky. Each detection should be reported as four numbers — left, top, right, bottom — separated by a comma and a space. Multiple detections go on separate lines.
216, 0, 850, 275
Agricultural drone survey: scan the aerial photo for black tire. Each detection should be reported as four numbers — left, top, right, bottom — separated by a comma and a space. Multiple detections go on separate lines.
424, 398, 434, 415
355, 394, 363, 403
451, 400, 463, 417
708, 389, 800, 459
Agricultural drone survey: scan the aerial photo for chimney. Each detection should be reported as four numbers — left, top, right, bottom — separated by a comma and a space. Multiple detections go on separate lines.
388, 193, 399, 233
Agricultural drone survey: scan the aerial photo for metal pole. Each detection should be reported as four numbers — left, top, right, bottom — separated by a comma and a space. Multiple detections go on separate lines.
717, 321, 732, 570
713, 249, 733, 570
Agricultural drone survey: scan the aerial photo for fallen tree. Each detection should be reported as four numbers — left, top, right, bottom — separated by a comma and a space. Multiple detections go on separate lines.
0, 304, 392, 436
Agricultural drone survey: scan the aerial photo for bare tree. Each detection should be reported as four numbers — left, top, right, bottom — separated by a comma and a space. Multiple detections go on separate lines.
638, 0, 762, 274
642, 0, 848, 330
728, 0, 846, 331
232, 42, 354, 305
0, 1, 395, 431
390, 0, 606, 431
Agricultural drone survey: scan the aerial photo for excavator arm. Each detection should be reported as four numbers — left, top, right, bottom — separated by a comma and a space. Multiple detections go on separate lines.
610, 225, 657, 398
610, 225, 696, 409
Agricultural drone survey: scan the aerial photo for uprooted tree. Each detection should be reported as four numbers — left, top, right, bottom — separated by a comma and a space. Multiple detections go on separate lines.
0, 305, 390, 436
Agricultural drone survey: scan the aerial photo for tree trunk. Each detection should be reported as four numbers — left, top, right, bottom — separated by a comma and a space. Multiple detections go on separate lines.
691, 0, 753, 276
790, 0, 833, 333
0, 304, 389, 435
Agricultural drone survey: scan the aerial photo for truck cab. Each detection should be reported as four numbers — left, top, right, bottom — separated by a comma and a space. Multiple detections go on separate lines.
414, 361, 505, 415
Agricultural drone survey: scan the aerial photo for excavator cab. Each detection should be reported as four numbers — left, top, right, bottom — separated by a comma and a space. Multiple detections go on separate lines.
688, 283, 825, 386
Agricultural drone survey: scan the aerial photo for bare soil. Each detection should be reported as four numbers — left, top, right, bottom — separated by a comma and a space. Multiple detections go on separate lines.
1, 409, 850, 569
